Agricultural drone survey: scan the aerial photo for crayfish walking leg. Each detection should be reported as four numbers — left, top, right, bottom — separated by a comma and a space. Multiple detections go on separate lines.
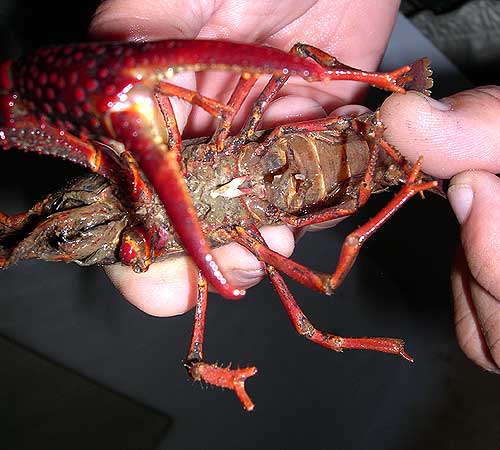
226, 45, 431, 152
184, 272, 258, 411
1, 39, 432, 300
244, 225, 413, 361
232, 159, 438, 359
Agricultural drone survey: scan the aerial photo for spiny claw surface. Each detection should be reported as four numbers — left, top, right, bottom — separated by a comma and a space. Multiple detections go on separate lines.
189, 362, 258, 411
399, 57, 433, 95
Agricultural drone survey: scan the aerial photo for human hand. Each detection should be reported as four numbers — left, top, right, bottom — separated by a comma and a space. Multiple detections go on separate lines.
89, 0, 400, 316
380, 86, 500, 372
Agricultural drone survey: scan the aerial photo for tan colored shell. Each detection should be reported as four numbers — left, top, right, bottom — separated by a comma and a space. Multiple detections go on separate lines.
0, 114, 407, 267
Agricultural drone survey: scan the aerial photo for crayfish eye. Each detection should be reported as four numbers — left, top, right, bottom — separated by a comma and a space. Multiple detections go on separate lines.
118, 228, 151, 273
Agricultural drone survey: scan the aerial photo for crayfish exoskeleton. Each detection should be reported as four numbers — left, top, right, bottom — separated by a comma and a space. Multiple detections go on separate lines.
0, 39, 437, 410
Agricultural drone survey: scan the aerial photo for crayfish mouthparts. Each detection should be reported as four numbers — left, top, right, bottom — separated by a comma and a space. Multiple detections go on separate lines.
0, 38, 438, 409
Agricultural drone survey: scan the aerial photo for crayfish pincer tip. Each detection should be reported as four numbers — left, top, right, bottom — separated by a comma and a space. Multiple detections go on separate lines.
400, 348, 414, 363
216, 284, 246, 300
404, 58, 433, 95
201, 255, 246, 299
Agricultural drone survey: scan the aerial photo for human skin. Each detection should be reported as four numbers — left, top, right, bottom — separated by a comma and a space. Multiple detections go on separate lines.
89, 0, 401, 315
91, 0, 500, 374
381, 87, 500, 373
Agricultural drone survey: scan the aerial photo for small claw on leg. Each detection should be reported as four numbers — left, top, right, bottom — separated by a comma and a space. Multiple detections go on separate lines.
389, 58, 433, 95
398, 58, 433, 95
188, 362, 258, 411
399, 347, 415, 363
341, 337, 414, 363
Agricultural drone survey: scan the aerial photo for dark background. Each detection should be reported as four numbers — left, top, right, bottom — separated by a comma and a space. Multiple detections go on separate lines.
1, 1, 500, 449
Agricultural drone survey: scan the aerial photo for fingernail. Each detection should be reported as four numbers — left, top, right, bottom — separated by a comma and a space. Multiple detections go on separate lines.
448, 183, 473, 224
232, 268, 265, 284
424, 95, 452, 111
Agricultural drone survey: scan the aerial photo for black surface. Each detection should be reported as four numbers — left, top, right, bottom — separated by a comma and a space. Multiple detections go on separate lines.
1, 335, 170, 450
2, 2, 500, 450
401, 0, 469, 16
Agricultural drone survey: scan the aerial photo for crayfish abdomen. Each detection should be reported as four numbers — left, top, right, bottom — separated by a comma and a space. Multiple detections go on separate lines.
0, 39, 436, 410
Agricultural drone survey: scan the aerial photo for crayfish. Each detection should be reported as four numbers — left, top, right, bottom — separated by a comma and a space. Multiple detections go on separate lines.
0, 39, 437, 410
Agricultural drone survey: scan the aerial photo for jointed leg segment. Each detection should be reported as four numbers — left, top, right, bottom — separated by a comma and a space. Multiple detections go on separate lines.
225, 160, 437, 364
185, 272, 257, 411
234, 158, 437, 295
1, 42, 437, 410
242, 225, 414, 361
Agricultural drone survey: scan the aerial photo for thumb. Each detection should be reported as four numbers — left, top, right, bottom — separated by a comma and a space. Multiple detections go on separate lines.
380, 86, 500, 178
88, 0, 201, 134
449, 170, 500, 372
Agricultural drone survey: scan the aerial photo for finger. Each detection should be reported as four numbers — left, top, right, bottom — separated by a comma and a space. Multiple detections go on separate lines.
197, 0, 316, 42
88, 0, 397, 318
450, 171, 500, 299
259, 95, 327, 129
449, 170, 500, 371
104, 225, 295, 316
90, 0, 399, 112
90, 1, 303, 316
380, 86, 500, 178
89, 0, 399, 69
452, 248, 500, 373
90, 0, 206, 40
90, 0, 200, 133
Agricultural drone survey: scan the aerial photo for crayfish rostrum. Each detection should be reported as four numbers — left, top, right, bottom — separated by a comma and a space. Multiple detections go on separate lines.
0, 39, 437, 410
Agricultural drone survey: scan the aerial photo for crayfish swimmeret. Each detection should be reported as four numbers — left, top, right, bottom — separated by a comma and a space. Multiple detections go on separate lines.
0, 39, 437, 410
